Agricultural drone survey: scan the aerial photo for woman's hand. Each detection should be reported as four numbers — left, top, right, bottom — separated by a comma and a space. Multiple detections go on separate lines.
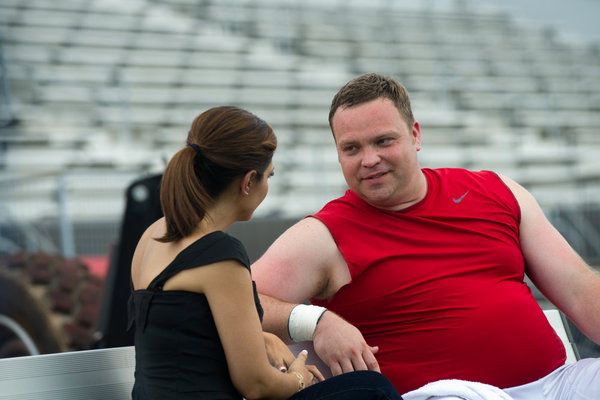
263, 332, 294, 372
263, 332, 325, 389
305, 363, 325, 384
288, 349, 325, 389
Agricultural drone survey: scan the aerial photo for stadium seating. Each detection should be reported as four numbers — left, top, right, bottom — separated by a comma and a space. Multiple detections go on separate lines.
0, 0, 599, 257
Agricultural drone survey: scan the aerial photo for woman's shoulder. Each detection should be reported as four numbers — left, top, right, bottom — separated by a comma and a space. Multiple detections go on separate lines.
138, 217, 167, 247
185, 231, 250, 269
133, 218, 168, 262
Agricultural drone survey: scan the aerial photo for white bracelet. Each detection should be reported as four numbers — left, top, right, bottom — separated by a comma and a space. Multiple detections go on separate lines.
288, 304, 327, 342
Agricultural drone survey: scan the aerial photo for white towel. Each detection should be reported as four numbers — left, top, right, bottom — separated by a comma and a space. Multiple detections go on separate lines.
401, 379, 515, 400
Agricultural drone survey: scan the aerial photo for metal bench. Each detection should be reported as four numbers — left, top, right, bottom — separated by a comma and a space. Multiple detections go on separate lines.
0, 346, 135, 400
0, 309, 580, 399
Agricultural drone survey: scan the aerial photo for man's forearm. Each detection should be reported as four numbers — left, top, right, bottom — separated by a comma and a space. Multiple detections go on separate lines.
259, 293, 297, 343
575, 272, 600, 344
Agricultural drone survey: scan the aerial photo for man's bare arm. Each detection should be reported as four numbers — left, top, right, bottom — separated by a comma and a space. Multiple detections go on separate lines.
252, 217, 380, 374
501, 174, 600, 344
258, 294, 297, 342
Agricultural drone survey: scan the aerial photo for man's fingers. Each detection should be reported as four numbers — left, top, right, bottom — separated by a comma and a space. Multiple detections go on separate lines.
323, 346, 380, 375
329, 361, 343, 376
312, 311, 380, 376
363, 347, 381, 372
339, 358, 355, 374
350, 346, 379, 371
351, 354, 369, 371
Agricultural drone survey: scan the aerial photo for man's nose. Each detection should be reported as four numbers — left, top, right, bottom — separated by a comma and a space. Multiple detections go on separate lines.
361, 147, 381, 167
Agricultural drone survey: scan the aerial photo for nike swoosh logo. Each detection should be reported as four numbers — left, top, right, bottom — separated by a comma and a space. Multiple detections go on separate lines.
452, 191, 469, 204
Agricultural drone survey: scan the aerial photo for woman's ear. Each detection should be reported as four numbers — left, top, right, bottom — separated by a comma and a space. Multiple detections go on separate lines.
240, 170, 257, 196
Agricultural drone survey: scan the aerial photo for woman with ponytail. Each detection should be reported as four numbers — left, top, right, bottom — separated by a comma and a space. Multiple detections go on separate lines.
128, 106, 402, 400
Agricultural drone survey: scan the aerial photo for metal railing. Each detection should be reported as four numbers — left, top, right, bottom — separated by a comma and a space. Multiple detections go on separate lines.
0, 38, 15, 130
0, 168, 147, 257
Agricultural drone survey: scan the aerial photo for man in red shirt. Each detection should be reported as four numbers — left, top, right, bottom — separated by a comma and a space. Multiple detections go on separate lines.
252, 73, 600, 398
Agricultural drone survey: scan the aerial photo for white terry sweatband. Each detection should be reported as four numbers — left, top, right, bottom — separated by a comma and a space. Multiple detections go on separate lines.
288, 304, 327, 342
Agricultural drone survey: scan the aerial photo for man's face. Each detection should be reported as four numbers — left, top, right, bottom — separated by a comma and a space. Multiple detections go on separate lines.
331, 98, 422, 209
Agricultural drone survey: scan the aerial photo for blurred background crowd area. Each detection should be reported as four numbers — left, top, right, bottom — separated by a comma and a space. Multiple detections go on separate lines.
1, 0, 600, 354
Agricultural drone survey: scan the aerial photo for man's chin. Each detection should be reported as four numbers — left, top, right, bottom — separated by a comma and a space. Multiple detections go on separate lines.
358, 188, 391, 206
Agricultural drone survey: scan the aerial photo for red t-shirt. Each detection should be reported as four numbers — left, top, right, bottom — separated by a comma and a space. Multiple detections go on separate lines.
311, 168, 565, 393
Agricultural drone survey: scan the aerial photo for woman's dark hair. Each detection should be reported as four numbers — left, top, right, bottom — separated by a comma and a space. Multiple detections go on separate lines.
157, 106, 277, 242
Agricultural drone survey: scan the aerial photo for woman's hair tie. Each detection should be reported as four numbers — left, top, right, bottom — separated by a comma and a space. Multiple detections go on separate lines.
188, 143, 203, 158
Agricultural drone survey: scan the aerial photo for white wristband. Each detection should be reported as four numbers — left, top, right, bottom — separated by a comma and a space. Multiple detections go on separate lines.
288, 304, 327, 342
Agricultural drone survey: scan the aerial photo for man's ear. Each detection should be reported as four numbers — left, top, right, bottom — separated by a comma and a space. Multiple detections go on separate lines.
412, 120, 422, 151
240, 170, 257, 195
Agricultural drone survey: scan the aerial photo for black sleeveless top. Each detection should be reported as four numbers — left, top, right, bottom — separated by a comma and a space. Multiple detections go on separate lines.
127, 231, 264, 399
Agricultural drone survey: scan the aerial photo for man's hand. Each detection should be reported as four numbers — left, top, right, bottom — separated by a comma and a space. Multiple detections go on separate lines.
312, 311, 380, 376
263, 331, 294, 372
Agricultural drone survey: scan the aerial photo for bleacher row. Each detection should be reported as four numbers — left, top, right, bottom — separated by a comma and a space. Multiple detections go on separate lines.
1, 0, 600, 223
